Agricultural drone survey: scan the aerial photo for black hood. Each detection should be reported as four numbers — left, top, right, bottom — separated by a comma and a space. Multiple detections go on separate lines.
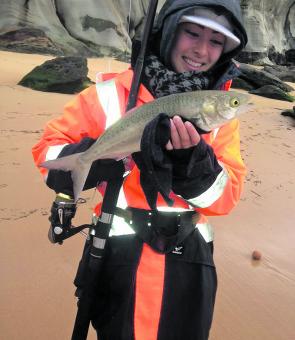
151, 0, 248, 68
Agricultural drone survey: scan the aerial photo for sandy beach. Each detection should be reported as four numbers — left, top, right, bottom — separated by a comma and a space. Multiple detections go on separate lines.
0, 50, 294, 340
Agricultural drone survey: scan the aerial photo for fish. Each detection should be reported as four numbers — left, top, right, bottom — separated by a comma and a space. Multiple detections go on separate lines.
40, 90, 252, 201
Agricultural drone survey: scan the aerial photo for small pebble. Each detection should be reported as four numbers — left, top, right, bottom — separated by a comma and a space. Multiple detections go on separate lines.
252, 250, 262, 260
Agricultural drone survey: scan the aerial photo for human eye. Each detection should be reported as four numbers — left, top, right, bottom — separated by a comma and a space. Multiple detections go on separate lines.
185, 29, 199, 38
211, 39, 224, 46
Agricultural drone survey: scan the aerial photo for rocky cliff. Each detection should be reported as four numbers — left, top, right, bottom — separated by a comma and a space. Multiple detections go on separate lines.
0, 0, 159, 60
0, 0, 294, 64
239, 0, 295, 64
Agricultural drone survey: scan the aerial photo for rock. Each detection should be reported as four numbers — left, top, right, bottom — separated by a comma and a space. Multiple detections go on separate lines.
231, 77, 255, 91
0, 28, 63, 55
238, 63, 294, 92
267, 46, 288, 66
252, 250, 262, 261
252, 57, 274, 67
18, 56, 94, 94
263, 65, 295, 82
239, 0, 295, 66
236, 53, 276, 67
236, 51, 268, 65
281, 106, 295, 119
285, 49, 295, 64
249, 85, 295, 102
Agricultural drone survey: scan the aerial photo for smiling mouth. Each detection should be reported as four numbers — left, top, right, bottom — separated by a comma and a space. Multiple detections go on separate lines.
183, 56, 204, 68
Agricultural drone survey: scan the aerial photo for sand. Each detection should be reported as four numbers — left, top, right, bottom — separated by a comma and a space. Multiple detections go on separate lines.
0, 50, 294, 340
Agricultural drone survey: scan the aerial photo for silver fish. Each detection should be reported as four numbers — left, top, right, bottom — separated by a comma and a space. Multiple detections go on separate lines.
41, 90, 252, 201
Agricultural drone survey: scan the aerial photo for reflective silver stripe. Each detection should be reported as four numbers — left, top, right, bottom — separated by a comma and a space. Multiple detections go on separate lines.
92, 212, 135, 237
196, 222, 214, 243
99, 212, 113, 224
188, 168, 229, 208
156, 206, 192, 212
110, 186, 135, 236
45, 144, 69, 161
95, 79, 121, 129
110, 216, 136, 236
116, 186, 128, 209
212, 127, 220, 140
93, 237, 106, 249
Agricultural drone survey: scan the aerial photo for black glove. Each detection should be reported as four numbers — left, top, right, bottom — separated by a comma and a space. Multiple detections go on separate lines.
132, 113, 173, 209
46, 137, 125, 196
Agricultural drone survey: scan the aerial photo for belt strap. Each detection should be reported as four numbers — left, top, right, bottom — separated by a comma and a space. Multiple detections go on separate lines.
115, 207, 133, 221
115, 207, 200, 253
115, 207, 200, 224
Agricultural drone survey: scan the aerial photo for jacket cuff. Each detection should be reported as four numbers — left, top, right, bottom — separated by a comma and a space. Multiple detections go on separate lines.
46, 137, 125, 195
171, 139, 224, 200
46, 137, 96, 195
186, 168, 229, 208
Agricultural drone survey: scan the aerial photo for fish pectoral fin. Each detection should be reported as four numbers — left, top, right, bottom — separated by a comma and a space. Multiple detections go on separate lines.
40, 152, 84, 172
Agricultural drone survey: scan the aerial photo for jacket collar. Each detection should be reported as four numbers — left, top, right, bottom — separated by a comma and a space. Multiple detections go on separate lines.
212, 60, 240, 89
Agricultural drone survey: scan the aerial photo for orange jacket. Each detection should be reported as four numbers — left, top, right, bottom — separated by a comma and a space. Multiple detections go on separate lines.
32, 69, 246, 226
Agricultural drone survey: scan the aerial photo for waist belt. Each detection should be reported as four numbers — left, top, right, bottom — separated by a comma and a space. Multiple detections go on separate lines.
114, 207, 200, 254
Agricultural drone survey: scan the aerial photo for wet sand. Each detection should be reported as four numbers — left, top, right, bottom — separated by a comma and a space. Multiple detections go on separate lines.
0, 50, 294, 339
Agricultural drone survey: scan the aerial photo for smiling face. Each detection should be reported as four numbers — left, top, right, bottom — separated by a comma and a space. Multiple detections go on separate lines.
170, 22, 226, 73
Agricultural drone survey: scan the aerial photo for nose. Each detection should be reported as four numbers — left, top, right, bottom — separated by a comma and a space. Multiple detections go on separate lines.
193, 39, 208, 57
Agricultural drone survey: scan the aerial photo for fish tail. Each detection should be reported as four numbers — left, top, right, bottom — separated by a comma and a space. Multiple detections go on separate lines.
40, 152, 91, 202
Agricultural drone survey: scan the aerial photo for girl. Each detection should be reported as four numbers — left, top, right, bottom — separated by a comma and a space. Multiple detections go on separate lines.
33, 0, 248, 339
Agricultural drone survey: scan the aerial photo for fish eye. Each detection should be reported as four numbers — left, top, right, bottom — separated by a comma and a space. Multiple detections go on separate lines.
230, 98, 240, 107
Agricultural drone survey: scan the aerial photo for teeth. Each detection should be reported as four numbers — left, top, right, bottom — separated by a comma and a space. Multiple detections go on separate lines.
184, 57, 202, 67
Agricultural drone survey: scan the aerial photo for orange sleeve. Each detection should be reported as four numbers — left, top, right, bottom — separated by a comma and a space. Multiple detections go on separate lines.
32, 85, 106, 176
197, 118, 246, 216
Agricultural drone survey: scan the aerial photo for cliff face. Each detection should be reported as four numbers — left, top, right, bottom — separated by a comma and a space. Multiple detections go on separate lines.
0, 0, 154, 59
239, 0, 295, 64
0, 0, 294, 64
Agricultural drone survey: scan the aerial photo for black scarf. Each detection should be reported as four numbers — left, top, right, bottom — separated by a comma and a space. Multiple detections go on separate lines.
142, 53, 212, 98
